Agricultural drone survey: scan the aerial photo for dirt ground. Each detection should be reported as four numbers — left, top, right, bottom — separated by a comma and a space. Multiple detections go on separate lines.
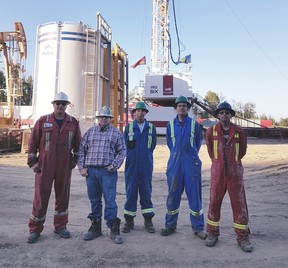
0, 137, 288, 268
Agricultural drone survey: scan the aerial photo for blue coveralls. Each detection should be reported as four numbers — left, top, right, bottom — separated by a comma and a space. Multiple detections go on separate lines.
124, 119, 157, 219
165, 115, 205, 232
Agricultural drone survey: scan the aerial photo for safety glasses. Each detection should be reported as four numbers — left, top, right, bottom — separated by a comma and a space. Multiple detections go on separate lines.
219, 110, 231, 115
54, 101, 68, 106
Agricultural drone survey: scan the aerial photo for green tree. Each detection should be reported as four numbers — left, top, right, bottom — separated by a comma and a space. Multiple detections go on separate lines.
14, 75, 33, 106
0, 70, 33, 105
0, 70, 7, 102
278, 117, 288, 127
230, 100, 256, 119
267, 116, 276, 126
204, 91, 221, 110
21, 75, 33, 105
243, 102, 256, 119
230, 100, 244, 117
259, 114, 267, 120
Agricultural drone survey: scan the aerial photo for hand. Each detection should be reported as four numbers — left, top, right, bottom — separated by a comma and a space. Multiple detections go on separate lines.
80, 168, 88, 177
32, 163, 41, 173
106, 165, 116, 173
70, 156, 77, 169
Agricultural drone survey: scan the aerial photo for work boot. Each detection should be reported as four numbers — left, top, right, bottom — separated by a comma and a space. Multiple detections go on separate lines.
122, 216, 134, 233
54, 227, 70, 238
205, 235, 218, 247
83, 219, 102, 241
144, 216, 156, 233
110, 218, 123, 244
27, 232, 40, 243
160, 227, 175, 236
194, 230, 207, 240
238, 237, 253, 252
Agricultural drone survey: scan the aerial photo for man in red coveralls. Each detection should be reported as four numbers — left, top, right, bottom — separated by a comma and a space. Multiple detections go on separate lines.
26, 92, 81, 243
205, 101, 253, 252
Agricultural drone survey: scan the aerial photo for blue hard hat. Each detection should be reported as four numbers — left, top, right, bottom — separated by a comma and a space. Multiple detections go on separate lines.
214, 102, 235, 116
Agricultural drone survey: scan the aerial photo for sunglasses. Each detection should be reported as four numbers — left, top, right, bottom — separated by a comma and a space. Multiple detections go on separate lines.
219, 110, 231, 115
54, 101, 68, 106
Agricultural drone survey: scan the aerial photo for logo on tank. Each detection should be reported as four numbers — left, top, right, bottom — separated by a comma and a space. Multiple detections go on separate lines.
42, 45, 54, 56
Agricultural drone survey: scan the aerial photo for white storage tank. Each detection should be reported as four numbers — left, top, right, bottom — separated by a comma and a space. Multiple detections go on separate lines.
33, 21, 97, 128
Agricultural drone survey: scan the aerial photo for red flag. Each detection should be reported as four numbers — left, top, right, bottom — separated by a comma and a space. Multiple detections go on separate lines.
131, 56, 146, 68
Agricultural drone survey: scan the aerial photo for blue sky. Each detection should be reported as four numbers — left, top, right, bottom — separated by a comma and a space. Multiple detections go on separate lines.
2, 0, 287, 120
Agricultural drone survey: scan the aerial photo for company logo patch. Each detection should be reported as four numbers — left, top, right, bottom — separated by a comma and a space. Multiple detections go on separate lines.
44, 123, 53, 128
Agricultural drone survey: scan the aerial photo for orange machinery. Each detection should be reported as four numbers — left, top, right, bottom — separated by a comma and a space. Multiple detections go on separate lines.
0, 22, 27, 126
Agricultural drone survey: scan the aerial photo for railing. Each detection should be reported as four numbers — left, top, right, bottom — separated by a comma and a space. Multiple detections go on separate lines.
244, 127, 288, 140
191, 93, 215, 117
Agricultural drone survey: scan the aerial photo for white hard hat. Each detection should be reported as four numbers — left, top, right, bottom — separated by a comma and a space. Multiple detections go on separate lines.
96, 106, 113, 118
51, 92, 70, 104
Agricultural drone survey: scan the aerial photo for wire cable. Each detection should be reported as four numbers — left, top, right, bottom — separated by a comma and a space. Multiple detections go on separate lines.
224, 0, 288, 81
169, 0, 181, 65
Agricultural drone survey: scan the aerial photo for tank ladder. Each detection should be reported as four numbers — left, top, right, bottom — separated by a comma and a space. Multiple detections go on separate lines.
83, 27, 97, 128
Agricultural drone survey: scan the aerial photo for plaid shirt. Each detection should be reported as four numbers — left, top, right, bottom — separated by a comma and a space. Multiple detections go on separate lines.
77, 124, 126, 171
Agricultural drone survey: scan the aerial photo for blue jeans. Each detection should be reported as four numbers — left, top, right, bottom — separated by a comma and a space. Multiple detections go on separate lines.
86, 167, 118, 226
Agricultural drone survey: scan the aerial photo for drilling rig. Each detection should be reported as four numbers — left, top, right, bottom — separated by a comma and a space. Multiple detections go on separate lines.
0, 22, 27, 126
131, 0, 216, 134
140, 0, 194, 134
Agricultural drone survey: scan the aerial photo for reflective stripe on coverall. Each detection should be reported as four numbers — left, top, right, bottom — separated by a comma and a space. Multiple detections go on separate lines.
205, 122, 250, 241
165, 116, 204, 232
27, 113, 81, 233
124, 120, 157, 217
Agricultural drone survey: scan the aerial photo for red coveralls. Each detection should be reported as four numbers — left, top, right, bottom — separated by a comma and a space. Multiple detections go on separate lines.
205, 122, 250, 241
27, 113, 81, 233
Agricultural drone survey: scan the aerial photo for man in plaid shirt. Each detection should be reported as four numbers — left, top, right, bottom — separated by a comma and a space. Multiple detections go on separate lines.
78, 106, 126, 244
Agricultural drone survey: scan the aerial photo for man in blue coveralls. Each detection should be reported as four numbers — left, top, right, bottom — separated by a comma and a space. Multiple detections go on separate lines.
122, 101, 157, 233
160, 96, 206, 239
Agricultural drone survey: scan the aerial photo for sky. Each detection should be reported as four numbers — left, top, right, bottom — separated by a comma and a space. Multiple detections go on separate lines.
1, 0, 288, 121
